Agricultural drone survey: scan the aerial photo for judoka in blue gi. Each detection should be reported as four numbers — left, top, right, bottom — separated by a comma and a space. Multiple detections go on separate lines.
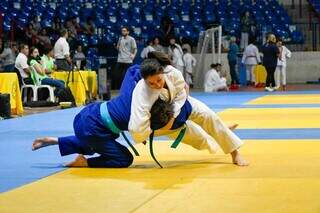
32, 64, 192, 168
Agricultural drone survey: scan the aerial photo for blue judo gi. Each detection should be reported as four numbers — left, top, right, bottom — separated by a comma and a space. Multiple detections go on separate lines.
58, 65, 192, 168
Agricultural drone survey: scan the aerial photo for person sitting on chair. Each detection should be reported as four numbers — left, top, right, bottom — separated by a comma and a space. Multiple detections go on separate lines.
28, 46, 65, 92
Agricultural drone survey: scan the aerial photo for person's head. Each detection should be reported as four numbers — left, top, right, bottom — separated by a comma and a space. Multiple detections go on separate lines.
11, 42, 18, 52
30, 46, 40, 58
76, 45, 83, 53
141, 58, 165, 90
147, 51, 172, 66
147, 39, 153, 46
277, 38, 283, 46
43, 45, 54, 57
267, 34, 276, 43
153, 37, 160, 45
182, 48, 188, 54
19, 43, 29, 56
216, 63, 222, 72
121, 26, 129, 37
245, 11, 250, 17
60, 28, 68, 38
150, 98, 174, 130
249, 36, 256, 45
41, 28, 47, 36
230, 36, 236, 43
169, 37, 176, 45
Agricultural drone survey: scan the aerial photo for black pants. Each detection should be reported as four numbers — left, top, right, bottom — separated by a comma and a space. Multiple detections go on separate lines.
228, 60, 239, 84
56, 59, 71, 71
112, 62, 131, 89
265, 66, 276, 87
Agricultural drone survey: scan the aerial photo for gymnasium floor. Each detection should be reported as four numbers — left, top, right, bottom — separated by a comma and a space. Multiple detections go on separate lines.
1, 91, 320, 213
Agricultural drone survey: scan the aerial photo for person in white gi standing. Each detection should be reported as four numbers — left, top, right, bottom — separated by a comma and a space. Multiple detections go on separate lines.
140, 40, 155, 59
182, 48, 196, 87
168, 37, 184, 72
241, 37, 261, 85
275, 38, 291, 91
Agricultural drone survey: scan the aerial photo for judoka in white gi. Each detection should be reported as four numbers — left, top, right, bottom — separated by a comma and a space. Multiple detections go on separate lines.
168, 37, 184, 73
140, 40, 155, 59
182, 48, 196, 87
204, 63, 228, 92
275, 38, 291, 91
241, 37, 261, 85
130, 52, 249, 166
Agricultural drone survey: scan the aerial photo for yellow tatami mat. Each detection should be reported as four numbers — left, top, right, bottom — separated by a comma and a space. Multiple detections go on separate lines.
218, 108, 320, 129
1, 141, 320, 213
246, 94, 320, 105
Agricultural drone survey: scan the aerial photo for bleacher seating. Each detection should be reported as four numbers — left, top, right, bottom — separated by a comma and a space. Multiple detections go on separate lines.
0, 0, 304, 48
309, 0, 320, 15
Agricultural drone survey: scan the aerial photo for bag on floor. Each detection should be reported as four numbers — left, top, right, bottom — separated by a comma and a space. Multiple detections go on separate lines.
254, 65, 267, 85
56, 87, 75, 105
0, 93, 11, 119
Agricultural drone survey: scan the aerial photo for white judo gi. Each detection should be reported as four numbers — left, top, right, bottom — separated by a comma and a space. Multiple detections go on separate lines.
241, 44, 261, 83
168, 44, 184, 73
203, 68, 227, 92
275, 45, 291, 88
183, 52, 196, 85
129, 65, 243, 154
140, 45, 155, 59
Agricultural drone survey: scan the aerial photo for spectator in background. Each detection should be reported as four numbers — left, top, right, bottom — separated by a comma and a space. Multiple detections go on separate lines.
240, 11, 252, 50
41, 45, 56, 75
204, 63, 228, 92
73, 45, 86, 70
140, 40, 155, 59
182, 48, 196, 87
275, 38, 291, 91
54, 29, 72, 71
25, 23, 36, 46
261, 34, 279, 92
36, 29, 51, 55
152, 37, 165, 53
30, 16, 41, 33
161, 16, 175, 46
114, 26, 137, 89
168, 37, 184, 72
241, 37, 261, 86
15, 43, 31, 85
28, 46, 65, 90
52, 17, 63, 35
0, 42, 17, 71
83, 17, 96, 35
227, 36, 240, 87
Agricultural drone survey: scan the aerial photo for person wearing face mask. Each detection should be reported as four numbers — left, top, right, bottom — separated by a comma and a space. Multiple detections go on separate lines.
28, 46, 65, 91
261, 34, 280, 92
129, 52, 249, 166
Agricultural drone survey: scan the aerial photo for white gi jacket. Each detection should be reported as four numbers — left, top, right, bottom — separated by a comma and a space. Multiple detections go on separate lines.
241, 44, 261, 65
183, 53, 196, 74
129, 65, 187, 143
277, 45, 291, 67
204, 69, 227, 92
168, 44, 184, 68
140, 45, 155, 59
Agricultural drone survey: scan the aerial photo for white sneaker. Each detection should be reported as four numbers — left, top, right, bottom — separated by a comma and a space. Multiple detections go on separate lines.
265, 87, 274, 92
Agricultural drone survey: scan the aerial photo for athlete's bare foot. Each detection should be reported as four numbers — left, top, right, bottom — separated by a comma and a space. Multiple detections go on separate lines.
231, 149, 249, 166
65, 154, 88, 167
229, 123, 239, 131
32, 137, 58, 151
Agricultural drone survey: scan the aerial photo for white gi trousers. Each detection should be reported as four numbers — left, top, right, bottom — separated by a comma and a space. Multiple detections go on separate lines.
275, 65, 286, 87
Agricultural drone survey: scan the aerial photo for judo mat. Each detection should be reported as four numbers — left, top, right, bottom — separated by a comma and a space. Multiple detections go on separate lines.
1, 91, 320, 213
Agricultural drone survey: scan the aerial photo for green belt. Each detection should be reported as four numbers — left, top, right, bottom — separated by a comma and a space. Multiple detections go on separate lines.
149, 126, 187, 168
100, 102, 140, 156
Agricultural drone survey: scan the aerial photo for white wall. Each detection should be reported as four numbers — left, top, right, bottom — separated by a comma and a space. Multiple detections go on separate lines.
277, 0, 308, 5
194, 52, 320, 84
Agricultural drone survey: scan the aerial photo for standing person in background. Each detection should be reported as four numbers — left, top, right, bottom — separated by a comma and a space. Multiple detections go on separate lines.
227, 36, 240, 88
240, 11, 252, 50
241, 37, 261, 86
152, 37, 165, 53
275, 38, 291, 91
182, 48, 196, 87
54, 29, 72, 71
73, 45, 86, 70
168, 37, 184, 72
140, 40, 155, 59
114, 26, 137, 89
261, 34, 280, 92
0, 42, 17, 72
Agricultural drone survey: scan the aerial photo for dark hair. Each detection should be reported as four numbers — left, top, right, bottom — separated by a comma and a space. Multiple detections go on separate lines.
150, 98, 174, 130
28, 46, 40, 64
19, 43, 28, 51
210, 63, 217, 69
121, 26, 129, 31
249, 36, 256, 44
277, 37, 283, 42
147, 51, 172, 66
140, 58, 164, 79
43, 44, 53, 55
60, 28, 68, 36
